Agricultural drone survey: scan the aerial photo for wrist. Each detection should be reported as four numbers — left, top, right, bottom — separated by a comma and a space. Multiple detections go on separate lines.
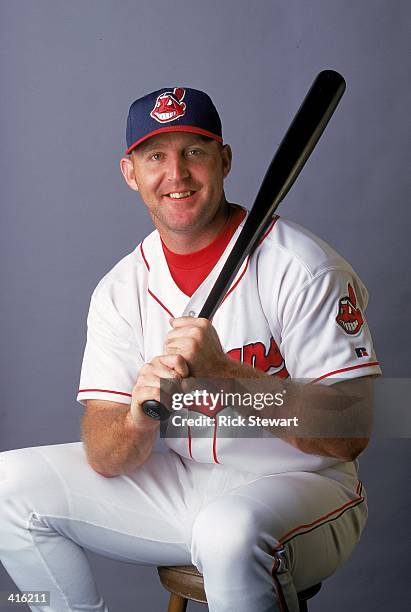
220, 356, 268, 379
126, 405, 160, 434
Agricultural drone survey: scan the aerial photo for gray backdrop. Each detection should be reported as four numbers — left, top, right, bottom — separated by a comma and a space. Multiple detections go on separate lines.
1, 1, 410, 610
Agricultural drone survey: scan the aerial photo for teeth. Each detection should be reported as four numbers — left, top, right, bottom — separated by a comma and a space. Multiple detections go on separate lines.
167, 191, 193, 199
157, 111, 176, 120
343, 320, 358, 332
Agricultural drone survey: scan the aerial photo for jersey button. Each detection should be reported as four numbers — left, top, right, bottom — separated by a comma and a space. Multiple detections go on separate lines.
188, 310, 196, 317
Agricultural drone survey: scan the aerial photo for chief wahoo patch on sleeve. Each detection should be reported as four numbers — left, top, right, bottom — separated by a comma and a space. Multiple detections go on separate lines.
336, 282, 364, 335
150, 87, 186, 123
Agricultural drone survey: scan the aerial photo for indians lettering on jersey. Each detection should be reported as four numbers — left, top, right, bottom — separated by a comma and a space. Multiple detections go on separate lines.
227, 338, 289, 378
336, 282, 364, 335
150, 88, 186, 123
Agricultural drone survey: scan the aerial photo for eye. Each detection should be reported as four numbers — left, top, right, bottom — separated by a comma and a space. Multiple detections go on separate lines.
186, 148, 202, 157
150, 153, 162, 161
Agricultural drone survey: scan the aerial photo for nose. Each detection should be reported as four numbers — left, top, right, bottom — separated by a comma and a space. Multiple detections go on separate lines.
166, 153, 190, 182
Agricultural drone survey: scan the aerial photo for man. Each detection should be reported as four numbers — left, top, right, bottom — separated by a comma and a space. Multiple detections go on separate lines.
0, 87, 381, 611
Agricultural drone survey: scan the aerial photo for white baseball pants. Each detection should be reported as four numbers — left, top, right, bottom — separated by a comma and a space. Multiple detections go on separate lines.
0, 443, 367, 612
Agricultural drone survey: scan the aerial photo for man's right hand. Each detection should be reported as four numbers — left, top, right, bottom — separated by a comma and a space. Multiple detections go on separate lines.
129, 354, 189, 429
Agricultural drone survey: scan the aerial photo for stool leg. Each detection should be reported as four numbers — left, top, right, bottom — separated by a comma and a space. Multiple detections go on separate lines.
167, 592, 188, 612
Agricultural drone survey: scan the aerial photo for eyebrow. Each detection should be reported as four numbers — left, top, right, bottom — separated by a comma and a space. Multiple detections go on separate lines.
135, 141, 161, 155
134, 136, 216, 156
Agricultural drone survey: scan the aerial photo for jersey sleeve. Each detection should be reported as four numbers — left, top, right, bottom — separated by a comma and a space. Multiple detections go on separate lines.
76, 281, 144, 406
280, 267, 382, 383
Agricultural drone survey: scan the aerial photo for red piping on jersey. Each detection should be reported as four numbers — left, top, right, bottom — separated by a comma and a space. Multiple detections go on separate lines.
141, 240, 176, 318
218, 255, 251, 310
212, 417, 220, 463
257, 215, 279, 245
186, 418, 220, 463
147, 289, 175, 318
312, 361, 380, 383
187, 425, 193, 459
217, 215, 279, 313
140, 241, 150, 270
78, 388, 132, 398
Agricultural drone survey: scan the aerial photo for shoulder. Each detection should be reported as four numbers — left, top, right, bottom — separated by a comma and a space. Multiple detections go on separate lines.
254, 217, 370, 323
93, 229, 157, 297
89, 229, 159, 321
258, 216, 356, 282
93, 251, 140, 302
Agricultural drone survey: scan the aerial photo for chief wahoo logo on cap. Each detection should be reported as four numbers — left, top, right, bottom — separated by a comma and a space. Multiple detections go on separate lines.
150, 88, 186, 123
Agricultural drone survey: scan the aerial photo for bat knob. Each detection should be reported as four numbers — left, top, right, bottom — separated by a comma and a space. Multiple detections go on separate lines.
142, 400, 171, 421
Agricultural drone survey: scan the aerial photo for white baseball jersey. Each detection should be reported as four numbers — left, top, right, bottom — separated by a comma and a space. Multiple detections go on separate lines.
77, 211, 381, 480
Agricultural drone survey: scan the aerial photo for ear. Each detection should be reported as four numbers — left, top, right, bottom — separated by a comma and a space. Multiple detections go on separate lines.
221, 144, 232, 178
120, 156, 139, 192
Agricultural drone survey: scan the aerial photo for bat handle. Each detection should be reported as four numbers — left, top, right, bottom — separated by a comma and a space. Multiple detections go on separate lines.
142, 399, 171, 421
142, 311, 198, 421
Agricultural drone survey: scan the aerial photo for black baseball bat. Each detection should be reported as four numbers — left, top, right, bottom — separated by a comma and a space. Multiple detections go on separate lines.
142, 69, 346, 421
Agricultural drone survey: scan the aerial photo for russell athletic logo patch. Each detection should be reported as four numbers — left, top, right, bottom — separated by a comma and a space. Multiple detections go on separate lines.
336, 282, 364, 335
150, 87, 186, 123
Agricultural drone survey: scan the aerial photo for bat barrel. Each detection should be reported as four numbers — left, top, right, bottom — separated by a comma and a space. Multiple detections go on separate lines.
262, 69, 346, 207
199, 70, 345, 321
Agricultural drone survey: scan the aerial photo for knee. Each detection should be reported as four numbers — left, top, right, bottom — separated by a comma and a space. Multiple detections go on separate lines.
0, 447, 67, 525
191, 495, 274, 569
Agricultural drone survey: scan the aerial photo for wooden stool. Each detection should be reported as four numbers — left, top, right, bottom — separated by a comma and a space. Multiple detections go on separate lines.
158, 565, 322, 612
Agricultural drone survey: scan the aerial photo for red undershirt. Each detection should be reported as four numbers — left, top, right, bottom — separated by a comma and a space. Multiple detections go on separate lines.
161, 205, 247, 297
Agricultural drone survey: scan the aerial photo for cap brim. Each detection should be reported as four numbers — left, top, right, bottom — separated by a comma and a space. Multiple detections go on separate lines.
125, 125, 223, 155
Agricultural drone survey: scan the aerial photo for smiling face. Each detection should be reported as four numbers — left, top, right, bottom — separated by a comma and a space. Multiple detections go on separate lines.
120, 132, 232, 249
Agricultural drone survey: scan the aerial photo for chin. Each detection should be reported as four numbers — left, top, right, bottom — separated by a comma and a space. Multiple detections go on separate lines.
160, 209, 205, 231
166, 219, 201, 234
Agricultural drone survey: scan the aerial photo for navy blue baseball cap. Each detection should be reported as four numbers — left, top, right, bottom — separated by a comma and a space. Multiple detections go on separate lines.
125, 87, 223, 154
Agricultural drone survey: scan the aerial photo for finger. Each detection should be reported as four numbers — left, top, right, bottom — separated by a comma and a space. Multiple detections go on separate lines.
137, 370, 183, 402
134, 384, 161, 405
156, 353, 190, 378
166, 326, 203, 342
134, 380, 175, 409
164, 345, 181, 357
170, 316, 209, 329
144, 361, 182, 380
164, 339, 197, 359
138, 372, 170, 388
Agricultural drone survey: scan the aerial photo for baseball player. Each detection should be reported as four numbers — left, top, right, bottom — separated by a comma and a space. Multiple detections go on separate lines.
0, 87, 381, 612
